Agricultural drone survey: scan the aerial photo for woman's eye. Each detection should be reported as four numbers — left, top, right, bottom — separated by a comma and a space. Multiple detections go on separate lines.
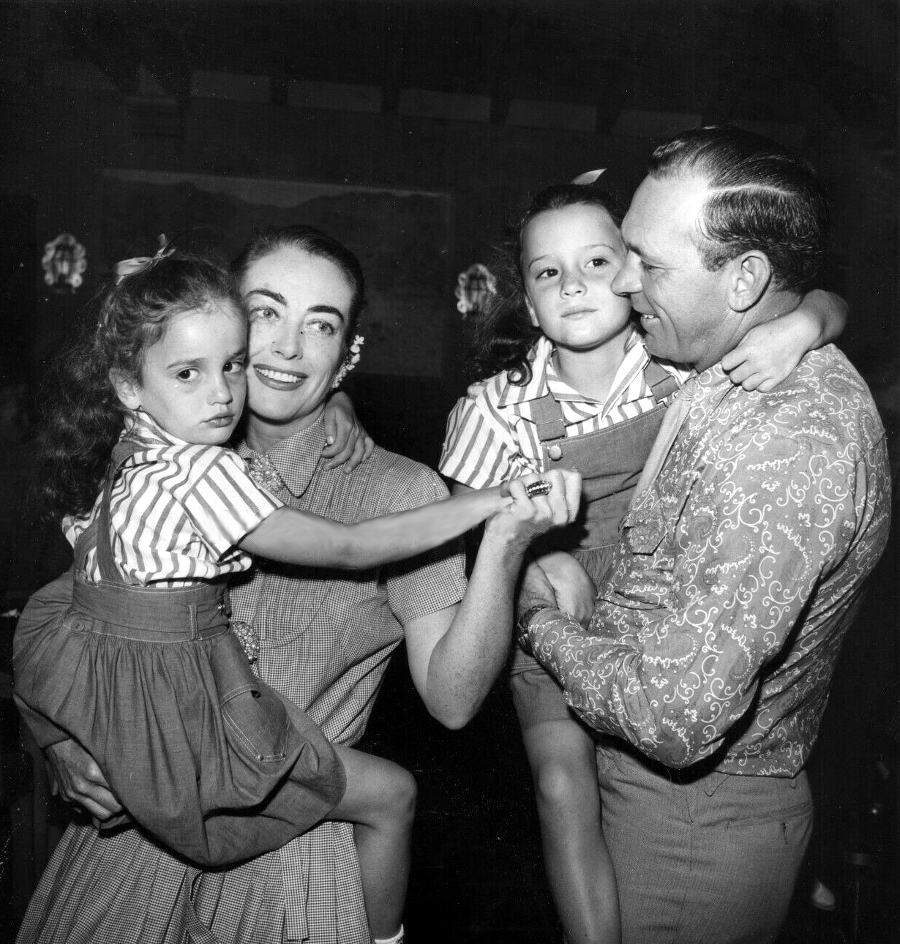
640, 261, 658, 272
307, 319, 338, 336
249, 306, 278, 322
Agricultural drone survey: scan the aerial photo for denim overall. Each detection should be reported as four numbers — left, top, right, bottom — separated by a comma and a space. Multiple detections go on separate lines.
13, 440, 345, 867
510, 360, 679, 727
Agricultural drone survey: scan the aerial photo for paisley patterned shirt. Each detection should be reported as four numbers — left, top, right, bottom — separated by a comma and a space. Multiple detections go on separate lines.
523, 346, 891, 776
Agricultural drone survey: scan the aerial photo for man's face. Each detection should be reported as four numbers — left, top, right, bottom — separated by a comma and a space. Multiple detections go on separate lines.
611, 173, 734, 370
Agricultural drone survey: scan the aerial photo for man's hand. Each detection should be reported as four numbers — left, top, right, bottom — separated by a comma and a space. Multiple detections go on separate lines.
45, 739, 123, 821
534, 550, 596, 626
517, 556, 560, 619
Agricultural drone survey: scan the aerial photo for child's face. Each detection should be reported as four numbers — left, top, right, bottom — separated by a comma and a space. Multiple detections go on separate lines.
521, 203, 633, 354
113, 299, 248, 445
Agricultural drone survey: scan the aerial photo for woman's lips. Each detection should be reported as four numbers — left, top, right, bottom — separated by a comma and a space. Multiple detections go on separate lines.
253, 365, 307, 389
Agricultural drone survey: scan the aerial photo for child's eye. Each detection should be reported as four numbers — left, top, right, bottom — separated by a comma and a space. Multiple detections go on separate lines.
175, 368, 198, 382
224, 359, 245, 374
536, 266, 558, 280
587, 257, 609, 268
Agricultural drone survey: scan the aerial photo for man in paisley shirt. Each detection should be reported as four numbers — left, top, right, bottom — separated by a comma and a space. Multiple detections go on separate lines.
516, 126, 892, 944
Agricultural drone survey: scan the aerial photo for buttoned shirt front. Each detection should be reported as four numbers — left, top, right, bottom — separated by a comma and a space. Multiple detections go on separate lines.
524, 346, 891, 776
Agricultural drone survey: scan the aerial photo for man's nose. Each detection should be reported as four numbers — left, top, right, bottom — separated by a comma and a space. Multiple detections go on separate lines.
611, 256, 640, 296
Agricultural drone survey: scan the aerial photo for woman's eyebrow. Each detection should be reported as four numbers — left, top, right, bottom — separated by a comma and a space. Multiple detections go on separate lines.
309, 305, 345, 321
243, 288, 287, 305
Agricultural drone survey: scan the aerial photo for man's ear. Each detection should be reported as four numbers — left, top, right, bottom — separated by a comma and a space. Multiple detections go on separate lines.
728, 251, 771, 312
109, 370, 141, 410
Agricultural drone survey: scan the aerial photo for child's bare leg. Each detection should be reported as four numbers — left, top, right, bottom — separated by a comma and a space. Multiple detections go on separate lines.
522, 718, 621, 944
328, 745, 416, 940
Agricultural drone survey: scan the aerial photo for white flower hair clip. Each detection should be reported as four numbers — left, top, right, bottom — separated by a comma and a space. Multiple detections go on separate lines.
332, 334, 365, 389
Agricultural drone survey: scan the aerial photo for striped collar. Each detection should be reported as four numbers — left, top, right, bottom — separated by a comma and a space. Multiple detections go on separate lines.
496, 328, 653, 413
121, 410, 185, 448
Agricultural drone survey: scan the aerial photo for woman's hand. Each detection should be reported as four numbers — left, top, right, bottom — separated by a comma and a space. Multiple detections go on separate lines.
534, 550, 596, 626
488, 469, 582, 547
322, 391, 375, 472
722, 289, 848, 392
44, 739, 123, 821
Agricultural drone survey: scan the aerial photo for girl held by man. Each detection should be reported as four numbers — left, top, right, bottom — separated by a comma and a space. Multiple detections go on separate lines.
440, 174, 846, 944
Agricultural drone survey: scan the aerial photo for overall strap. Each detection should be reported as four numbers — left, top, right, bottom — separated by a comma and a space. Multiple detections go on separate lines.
529, 392, 567, 443
644, 360, 681, 404
94, 438, 145, 586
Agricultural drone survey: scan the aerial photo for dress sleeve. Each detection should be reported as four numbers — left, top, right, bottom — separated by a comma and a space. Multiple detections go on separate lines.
177, 448, 283, 559
381, 468, 467, 626
523, 424, 890, 768
439, 382, 535, 489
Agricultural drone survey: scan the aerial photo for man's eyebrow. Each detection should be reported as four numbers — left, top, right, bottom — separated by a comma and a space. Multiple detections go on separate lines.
243, 288, 287, 305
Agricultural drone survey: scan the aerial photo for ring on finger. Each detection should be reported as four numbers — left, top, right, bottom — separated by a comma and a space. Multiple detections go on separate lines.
524, 480, 551, 498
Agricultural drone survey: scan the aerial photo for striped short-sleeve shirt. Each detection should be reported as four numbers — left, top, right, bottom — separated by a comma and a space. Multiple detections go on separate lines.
64, 414, 282, 587
440, 330, 690, 489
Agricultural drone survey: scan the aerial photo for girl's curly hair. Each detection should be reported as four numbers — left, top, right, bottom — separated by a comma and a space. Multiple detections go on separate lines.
472, 181, 625, 385
38, 251, 239, 522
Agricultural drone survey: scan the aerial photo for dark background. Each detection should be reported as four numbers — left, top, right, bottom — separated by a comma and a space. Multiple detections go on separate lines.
0, 1, 897, 941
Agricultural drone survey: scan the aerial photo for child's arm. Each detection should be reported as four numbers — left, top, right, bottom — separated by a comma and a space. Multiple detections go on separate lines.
721, 289, 847, 391
321, 391, 375, 472
240, 469, 579, 570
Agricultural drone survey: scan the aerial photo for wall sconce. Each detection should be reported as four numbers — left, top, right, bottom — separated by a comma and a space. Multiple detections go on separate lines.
455, 263, 496, 319
42, 233, 87, 294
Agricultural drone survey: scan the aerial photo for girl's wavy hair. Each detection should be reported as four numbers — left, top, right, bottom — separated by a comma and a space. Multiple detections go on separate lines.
38, 250, 239, 522
473, 181, 625, 385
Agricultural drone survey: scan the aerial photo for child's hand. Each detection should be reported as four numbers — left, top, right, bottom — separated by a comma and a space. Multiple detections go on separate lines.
722, 289, 847, 392
721, 318, 811, 391
534, 550, 596, 627
322, 391, 374, 472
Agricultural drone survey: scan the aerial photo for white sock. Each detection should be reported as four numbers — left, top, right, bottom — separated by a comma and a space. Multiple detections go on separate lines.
374, 926, 404, 944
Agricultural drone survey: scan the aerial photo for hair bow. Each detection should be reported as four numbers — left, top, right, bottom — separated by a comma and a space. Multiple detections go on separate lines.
114, 235, 174, 284
570, 169, 607, 185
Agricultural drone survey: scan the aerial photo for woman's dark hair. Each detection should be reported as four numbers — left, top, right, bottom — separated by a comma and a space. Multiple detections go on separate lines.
232, 225, 366, 347
474, 182, 624, 385
39, 251, 239, 522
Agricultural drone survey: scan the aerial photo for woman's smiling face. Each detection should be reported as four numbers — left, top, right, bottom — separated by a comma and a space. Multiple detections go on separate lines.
240, 245, 353, 439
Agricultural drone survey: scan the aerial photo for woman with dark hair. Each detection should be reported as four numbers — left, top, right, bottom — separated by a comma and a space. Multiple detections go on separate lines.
16, 225, 580, 944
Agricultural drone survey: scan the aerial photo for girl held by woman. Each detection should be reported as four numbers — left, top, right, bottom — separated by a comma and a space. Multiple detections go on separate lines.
14, 243, 578, 944
440, 176, 847, 944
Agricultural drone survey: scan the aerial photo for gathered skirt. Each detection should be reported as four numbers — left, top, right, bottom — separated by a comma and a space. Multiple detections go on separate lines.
13, 570, 346, 867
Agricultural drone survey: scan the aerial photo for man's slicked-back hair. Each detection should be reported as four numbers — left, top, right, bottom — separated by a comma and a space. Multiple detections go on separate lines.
648, 125, 828, 293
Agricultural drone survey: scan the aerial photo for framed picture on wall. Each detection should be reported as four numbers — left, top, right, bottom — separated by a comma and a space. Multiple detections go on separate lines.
101, 170, 453, 378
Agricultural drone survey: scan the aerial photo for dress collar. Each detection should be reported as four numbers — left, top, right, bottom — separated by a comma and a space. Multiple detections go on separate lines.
238, 419, 327, 499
